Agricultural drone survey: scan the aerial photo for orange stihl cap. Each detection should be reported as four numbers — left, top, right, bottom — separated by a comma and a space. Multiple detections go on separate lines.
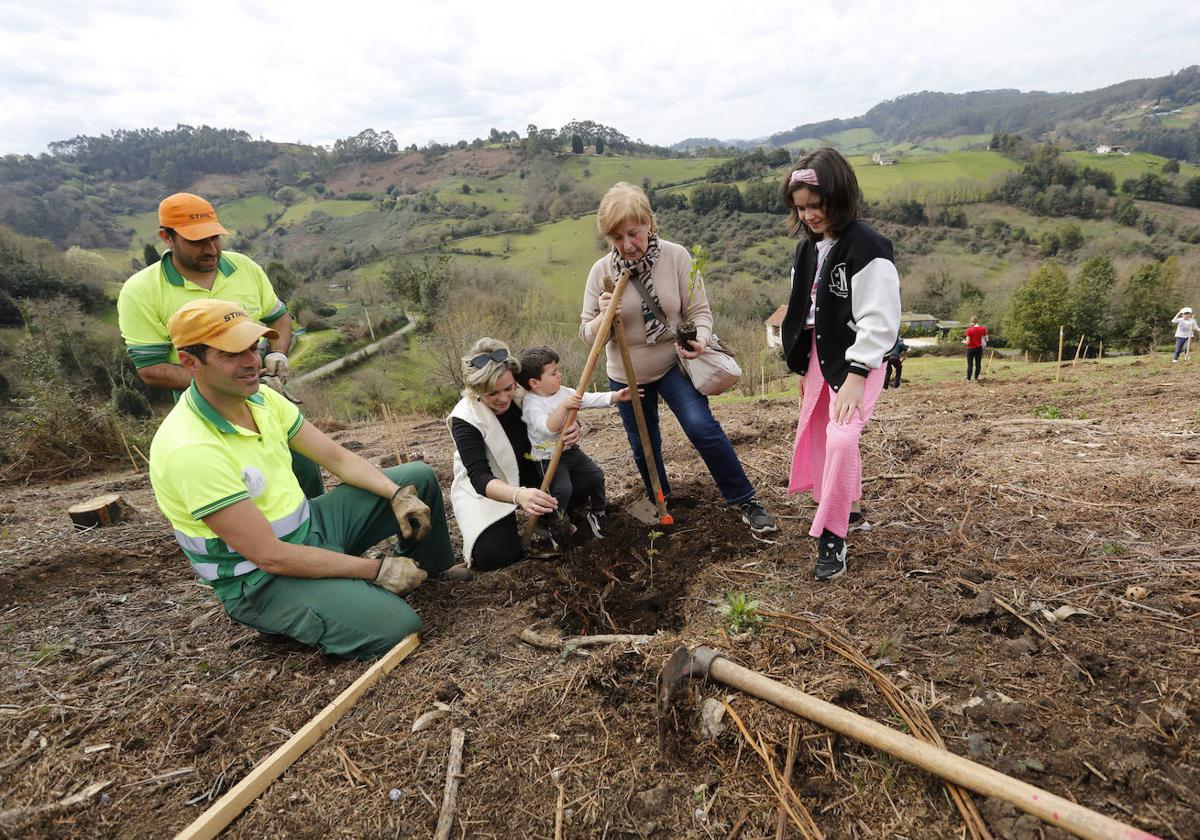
167, 299, 277, 352
158, 193, 229, 241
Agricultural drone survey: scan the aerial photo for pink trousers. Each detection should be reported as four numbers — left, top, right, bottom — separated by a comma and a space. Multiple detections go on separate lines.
788, 333, 886, 539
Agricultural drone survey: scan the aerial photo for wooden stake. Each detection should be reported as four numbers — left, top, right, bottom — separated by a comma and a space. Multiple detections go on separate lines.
985, 350, 995, 377
1071, 334, 1085, 367
775, 723, 799, 840
117, 427, 139, 473
434, 727, 466, 840
1054, 326, 1064, 381
1098, 341, 1103, 364
523, 271, 633, 542
380, 404, 404, 465
174, 634, 419, 840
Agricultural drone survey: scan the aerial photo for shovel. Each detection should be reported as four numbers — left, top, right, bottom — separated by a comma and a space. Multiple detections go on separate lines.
658, 646, 1159, 840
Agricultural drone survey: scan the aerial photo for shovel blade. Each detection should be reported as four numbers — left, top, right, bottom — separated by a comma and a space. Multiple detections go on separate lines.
625, 497, 662, 525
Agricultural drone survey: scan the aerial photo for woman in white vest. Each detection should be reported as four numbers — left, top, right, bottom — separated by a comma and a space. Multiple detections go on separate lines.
447, 338, 575, 569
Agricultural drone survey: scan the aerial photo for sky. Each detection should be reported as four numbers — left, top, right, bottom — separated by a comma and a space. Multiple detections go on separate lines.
1, 0, 1197, 156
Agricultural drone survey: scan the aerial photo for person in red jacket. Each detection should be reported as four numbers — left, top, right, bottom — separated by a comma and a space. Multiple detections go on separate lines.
963, 316, 988, 381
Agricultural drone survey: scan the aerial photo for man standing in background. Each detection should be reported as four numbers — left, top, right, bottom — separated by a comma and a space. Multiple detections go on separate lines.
964, 316, 988, 382
117, 193, 323, 497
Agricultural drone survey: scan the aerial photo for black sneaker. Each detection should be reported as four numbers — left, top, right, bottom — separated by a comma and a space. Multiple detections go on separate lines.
739, 499, 778, 534
848, 510, 871, 533
814, 531, 847, 581
586, 511, 608, 539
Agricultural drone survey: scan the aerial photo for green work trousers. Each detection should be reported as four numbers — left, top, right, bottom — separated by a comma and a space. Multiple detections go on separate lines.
291, 450, 326, 499
221, 462, 454, 659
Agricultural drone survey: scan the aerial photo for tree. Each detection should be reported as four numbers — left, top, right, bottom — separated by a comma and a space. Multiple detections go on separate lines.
1066, 256, 1116, 348
1162, 158, 1180, 174
265, 261, 298, 304
1004, 260, 1069, 357
142, 243, 160, 266
1112, 195, 1140, 226
571, 134, 584, 155
1058, 223, 1084, 253
1118, 259, 1176, 352
594, 136, 605, 155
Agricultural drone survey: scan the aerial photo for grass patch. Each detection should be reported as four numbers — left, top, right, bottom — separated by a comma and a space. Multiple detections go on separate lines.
560, 156, 723, 189
1062, 151, 1200, 181
278, 197, 376, 226
852, 151, 1020, 201
218, 194, 284, 233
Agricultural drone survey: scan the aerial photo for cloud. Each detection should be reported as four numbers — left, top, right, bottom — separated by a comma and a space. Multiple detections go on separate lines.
0, 0, 1196, 154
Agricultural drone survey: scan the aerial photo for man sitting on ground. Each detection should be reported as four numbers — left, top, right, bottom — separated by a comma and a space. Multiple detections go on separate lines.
149, 299, 457, 659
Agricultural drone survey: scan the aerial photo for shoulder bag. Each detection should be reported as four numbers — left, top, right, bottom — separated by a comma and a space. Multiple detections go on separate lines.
626, 274, 742, 396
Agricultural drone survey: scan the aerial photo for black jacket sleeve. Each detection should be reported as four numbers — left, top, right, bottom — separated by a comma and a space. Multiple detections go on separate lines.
450, 417, 496, 496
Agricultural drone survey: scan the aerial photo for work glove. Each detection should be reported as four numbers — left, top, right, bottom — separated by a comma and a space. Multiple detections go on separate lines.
374, 555, 427, 595
390, 484, 432, 541
262, 352, 291, 382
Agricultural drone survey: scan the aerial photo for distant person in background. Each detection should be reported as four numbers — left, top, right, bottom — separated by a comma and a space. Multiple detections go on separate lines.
883, 337, 909, 389
1172, 307, 1197, 363
780, 148, 901, 581
117, 192, 323, 498
964, 316, 988, 381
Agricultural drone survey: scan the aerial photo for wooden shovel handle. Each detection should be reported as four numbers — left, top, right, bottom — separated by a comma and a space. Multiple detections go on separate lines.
521, 271, 631, 542
707, 654, 1159, 840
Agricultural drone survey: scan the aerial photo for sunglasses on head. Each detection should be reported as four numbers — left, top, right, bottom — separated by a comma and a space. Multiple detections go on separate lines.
469, 348, 509, 369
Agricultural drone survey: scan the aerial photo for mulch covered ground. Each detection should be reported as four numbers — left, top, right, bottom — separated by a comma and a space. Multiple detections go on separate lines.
1, 358, 1198, 839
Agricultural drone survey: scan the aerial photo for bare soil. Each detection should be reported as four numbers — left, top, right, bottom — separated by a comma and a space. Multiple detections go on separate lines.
1, 361, 1198, 839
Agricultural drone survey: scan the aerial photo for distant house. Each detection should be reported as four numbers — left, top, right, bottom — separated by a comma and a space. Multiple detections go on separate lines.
900, 312, 937, 331
765, 304, 788, 349
871, 152, 897, 166
1093, 144, 1127, 155
1093, 145, 1111, 155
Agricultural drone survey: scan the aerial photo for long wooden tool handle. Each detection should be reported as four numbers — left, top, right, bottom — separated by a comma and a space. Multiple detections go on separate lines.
175, 634, 420, 839
522, 271, 632, 542
707, 655, 1159, 840
604, 276, 671, 524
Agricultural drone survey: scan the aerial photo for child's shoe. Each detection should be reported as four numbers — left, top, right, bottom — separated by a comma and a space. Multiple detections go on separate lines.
586, 511, 608, 539
814, 530, 848, 581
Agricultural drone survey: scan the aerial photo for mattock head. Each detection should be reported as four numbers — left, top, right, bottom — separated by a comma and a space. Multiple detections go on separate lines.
656, 646, 724, 747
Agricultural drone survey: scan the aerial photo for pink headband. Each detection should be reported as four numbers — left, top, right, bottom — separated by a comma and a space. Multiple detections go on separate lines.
788, 168, 819, 188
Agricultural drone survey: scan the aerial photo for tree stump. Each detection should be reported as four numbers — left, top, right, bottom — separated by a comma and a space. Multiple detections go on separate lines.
68, 494, 135, 530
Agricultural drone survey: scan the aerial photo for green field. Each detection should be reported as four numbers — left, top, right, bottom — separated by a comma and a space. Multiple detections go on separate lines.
850, 151, 1020, 200
452, 215, 604, 312
278, 197, 376, 226
560, 156, 723, 189
217, 194, 283, 233
1062, 150, 1200, 181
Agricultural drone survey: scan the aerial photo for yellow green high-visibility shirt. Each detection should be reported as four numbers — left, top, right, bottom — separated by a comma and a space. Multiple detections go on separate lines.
117, 251, 287, 370
149, 382, 307, 598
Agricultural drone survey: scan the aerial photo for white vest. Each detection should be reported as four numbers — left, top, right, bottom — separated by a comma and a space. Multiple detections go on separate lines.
447, 395, 523, 566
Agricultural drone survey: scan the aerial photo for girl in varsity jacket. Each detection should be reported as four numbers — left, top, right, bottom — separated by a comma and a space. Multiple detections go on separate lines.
779, 148, 901, 581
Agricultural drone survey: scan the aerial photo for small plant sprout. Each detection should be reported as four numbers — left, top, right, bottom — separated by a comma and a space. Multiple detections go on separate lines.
645, 529, 663, 582
677, 245, 710, 349
717, 592, 763, 635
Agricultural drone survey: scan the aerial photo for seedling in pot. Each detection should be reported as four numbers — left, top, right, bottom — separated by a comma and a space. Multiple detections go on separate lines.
677, 245, 709, 350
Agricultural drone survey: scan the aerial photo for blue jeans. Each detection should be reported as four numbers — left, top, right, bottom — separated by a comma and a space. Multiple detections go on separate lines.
1175, 336, 1190, 360
610, 365, 755, 506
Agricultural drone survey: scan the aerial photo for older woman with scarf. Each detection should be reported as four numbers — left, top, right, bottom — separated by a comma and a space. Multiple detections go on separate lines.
446, 337, 578, 571
579, 182, 777, 533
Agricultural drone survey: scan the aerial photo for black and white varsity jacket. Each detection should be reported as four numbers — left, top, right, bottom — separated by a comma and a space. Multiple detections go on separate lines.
781, 220, 901, 391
